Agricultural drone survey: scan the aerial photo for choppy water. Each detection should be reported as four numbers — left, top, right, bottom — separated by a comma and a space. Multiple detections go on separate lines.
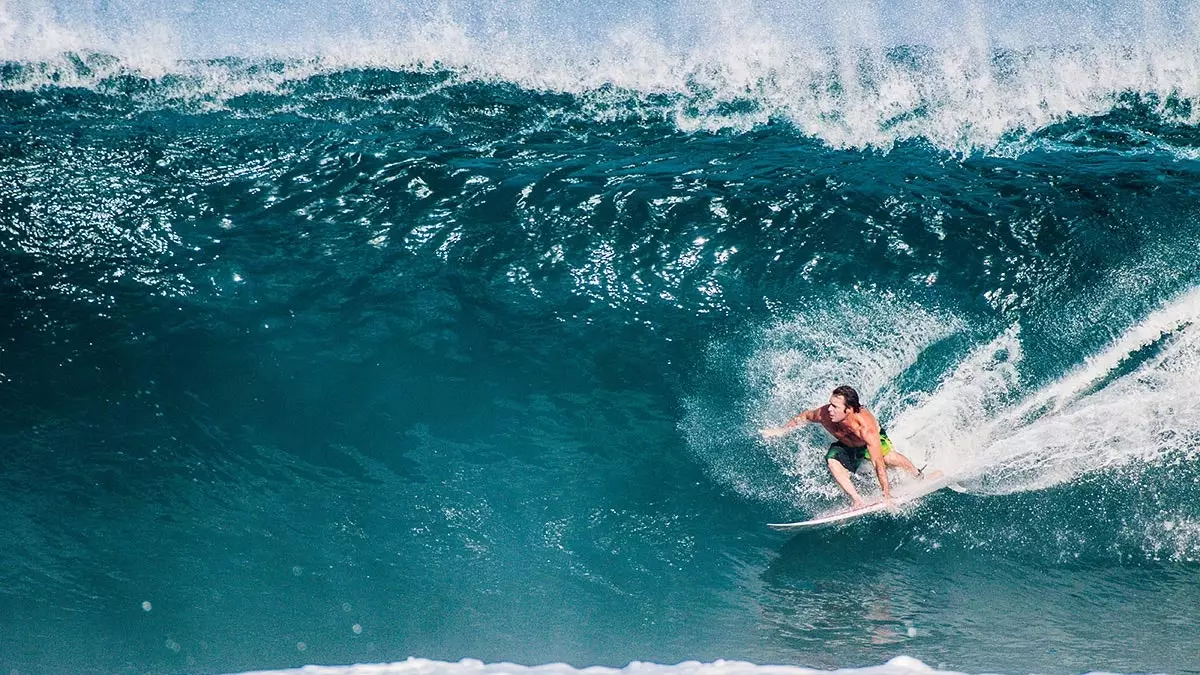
3, 2, 1200, 674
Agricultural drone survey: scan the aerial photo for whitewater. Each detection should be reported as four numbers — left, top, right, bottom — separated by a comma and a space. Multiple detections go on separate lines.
3, 1, 1200, 675
235, 656, 1086, 675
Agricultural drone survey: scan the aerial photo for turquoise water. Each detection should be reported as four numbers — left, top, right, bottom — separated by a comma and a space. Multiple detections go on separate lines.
4, 3, 1200, 674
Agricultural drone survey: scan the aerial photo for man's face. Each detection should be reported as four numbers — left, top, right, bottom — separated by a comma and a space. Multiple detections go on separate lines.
827, 395, 850, 423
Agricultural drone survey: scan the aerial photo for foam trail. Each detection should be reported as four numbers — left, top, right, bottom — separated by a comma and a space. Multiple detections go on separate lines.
894, 287, 1200, 495
1007, 286, 1200, 422
887, 325, 1024, 477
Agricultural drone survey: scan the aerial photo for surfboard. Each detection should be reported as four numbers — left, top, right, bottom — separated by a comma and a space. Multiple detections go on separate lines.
767, 470, 957, 531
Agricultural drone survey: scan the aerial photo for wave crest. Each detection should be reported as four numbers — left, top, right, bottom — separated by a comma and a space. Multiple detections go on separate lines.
7, 1, 1200, 154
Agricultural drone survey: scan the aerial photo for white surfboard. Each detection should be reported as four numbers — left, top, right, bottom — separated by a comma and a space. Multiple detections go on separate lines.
767, 470, 958, 531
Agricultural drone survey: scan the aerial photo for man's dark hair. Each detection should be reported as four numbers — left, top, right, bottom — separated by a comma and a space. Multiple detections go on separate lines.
832, 385, 862, 412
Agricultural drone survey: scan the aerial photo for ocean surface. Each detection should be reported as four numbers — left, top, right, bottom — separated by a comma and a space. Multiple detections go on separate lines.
3, 2, 1200, 674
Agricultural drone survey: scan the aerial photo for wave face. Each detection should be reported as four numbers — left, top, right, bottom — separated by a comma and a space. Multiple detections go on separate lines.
4, 4, 1200, 675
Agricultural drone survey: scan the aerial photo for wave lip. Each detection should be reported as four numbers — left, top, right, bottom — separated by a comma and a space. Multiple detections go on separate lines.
5, 41, 1200, 155
9, 0, 1200, 155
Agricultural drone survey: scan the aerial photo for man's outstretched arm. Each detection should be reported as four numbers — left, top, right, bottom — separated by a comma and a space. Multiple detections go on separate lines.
760, 408, 821, 439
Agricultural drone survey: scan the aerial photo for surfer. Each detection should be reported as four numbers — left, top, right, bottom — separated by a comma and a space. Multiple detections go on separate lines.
759, 385, 922, 508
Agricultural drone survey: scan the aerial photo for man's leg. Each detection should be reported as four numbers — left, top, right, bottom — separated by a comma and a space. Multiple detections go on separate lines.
827, 458, 867, 508
882, 450, 922, 478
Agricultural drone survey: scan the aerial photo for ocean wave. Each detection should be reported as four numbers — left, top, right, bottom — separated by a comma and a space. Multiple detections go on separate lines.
6, 38, 1200, 154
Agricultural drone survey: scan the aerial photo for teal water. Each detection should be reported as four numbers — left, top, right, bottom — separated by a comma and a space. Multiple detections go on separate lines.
4, 5, 1200, 674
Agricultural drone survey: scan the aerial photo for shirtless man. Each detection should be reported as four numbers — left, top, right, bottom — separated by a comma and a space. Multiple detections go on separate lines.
760, 385, 922, 508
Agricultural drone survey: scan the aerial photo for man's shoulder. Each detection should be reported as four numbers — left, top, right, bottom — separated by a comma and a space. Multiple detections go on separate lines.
849, 408, 880, 429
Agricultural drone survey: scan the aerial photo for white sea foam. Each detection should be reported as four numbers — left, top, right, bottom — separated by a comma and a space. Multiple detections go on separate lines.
228, 656, 1023, 675
886, 325, 1024, 478
891, 286, 1200, 496
6, 0, 1200, 153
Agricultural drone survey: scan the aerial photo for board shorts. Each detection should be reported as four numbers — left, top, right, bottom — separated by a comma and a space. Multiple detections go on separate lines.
825, 430, 893, 473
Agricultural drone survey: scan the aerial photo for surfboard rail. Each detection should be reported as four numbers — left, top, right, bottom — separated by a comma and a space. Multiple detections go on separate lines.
767, 470, 956, 531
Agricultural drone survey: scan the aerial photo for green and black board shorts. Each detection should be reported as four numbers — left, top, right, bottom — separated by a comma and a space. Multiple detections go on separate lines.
826, 430, 894, 473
